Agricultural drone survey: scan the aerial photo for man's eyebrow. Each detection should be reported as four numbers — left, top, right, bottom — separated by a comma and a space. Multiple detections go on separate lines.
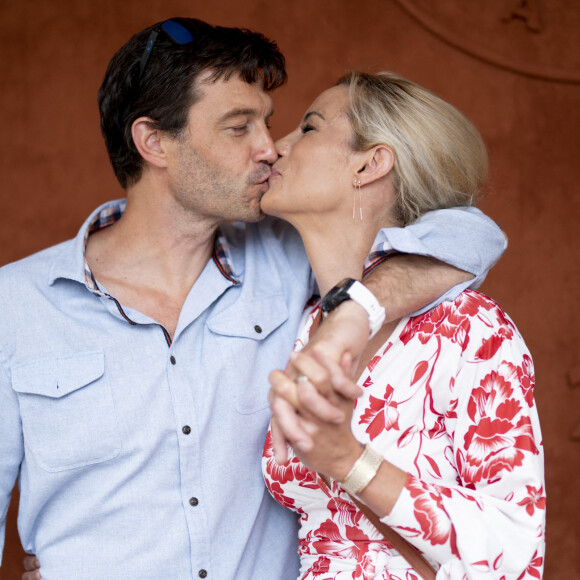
218, 108, 273, 123
302, 111, 325, 124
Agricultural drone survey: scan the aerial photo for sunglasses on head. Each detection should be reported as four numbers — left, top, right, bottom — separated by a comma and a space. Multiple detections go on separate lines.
137, 19, 195, 86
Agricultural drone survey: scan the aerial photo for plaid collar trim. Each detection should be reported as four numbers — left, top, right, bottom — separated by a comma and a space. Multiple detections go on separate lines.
362, 246, 397, 278
212, 230, 241, 284
83, 200, 241, 293
83, 201, 126, 293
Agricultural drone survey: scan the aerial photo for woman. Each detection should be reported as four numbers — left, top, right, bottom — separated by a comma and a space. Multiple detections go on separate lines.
261, 72, 545, 579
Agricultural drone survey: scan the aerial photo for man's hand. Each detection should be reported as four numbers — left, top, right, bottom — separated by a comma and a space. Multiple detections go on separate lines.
269, 301, 369, 464
22, 554, 41, 580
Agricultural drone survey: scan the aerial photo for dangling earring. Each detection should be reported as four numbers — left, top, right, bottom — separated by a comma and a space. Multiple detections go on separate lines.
352, 178, 363, 222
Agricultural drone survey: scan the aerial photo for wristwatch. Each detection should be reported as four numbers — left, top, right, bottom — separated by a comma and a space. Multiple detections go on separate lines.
320, 278, 386, 339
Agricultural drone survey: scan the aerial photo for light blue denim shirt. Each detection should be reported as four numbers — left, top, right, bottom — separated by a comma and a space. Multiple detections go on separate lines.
0, 200, 506, 579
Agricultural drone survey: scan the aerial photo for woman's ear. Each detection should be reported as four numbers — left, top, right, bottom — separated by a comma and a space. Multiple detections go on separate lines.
132, 117, 169, 169
357, 145, 394, 186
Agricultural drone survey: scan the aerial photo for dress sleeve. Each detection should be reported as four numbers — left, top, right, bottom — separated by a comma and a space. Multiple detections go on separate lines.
369, 207, 507, 315
382, 309, 545, 579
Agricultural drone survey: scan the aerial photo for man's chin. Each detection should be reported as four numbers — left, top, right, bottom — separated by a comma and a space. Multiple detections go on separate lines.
237, 198, 266, 223
244, 210, 266, 223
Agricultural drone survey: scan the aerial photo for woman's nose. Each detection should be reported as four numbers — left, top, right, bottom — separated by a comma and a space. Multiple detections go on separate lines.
275, 134, 291, 157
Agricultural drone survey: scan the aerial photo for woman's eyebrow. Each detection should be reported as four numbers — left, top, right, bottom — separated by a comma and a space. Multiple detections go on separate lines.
302, 111, 325, 124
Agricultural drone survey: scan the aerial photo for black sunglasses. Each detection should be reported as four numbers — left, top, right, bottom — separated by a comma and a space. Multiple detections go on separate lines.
137, 19, 195, 85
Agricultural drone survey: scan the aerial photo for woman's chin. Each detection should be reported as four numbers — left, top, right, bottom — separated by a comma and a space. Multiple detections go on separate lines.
259, 190, 283, 218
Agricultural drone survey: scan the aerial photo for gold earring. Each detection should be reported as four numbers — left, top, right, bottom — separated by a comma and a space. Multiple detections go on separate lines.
352, 178, 362, 222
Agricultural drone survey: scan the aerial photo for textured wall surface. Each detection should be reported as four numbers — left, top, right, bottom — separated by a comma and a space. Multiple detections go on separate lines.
1, 0, 578, 577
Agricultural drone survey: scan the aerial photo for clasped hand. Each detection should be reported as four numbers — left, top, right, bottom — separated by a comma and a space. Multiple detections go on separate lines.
268, 304, 370, 481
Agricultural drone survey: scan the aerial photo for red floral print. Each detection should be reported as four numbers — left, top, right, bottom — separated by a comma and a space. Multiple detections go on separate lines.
400, 301, 471, 353
310, 556, 331, 574
359, 385, 400, 439
517, 485, 546, 516
262, 290, 545, 579
516, 551, 544, 579
407, 477, 459, 556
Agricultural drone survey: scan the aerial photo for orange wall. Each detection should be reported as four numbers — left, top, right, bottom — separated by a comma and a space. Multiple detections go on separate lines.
1, 1, 579, 577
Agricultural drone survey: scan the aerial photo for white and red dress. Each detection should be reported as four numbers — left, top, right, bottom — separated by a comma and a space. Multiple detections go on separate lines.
262, 290, 545, 579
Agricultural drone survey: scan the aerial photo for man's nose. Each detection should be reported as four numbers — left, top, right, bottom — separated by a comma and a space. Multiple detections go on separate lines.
254, 127, 278, 165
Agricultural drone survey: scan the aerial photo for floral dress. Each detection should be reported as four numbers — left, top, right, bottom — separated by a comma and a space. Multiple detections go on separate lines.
262, 290, 545, 579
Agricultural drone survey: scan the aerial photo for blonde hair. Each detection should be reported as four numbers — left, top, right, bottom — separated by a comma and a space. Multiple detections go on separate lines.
337, 71, 488, 225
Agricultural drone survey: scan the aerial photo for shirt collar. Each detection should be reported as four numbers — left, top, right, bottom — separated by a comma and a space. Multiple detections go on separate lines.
49, 199, 242, 289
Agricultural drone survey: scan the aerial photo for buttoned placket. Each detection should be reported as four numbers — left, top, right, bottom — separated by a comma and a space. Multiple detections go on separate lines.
88, 287, 217, 576
81, 207, 253, 577
167, 335, 211, 578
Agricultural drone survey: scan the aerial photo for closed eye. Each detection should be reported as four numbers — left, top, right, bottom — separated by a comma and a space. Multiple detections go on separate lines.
230, 125, 248, 135
300, 124, 315, 134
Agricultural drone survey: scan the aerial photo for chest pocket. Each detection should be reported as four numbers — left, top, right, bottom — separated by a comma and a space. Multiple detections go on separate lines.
11, 350, 121, 472
207, 294, 290, 414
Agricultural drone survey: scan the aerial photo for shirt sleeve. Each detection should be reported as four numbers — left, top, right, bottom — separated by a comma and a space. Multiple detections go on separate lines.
0, 355, 24, 565
369, 207, 507, 314
382, 312, 545, 579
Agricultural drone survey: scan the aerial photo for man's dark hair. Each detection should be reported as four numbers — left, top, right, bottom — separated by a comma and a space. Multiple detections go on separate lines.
97, 17, 287, 188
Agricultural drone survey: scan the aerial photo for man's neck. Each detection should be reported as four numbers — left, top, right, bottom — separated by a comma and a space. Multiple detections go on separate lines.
85, 185, 220, 337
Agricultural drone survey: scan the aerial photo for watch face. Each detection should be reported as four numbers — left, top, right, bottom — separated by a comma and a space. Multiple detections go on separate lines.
321, 278, 355, 314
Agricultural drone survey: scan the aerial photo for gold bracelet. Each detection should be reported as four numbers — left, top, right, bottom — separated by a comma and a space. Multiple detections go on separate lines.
340, 444, 383, 496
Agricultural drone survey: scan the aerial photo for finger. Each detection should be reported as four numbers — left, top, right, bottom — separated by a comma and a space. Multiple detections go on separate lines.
269, 369, 317, 422
311, 348, 363, 400
270, 394, 313, 453
23, 555, 40, 572
296, 380, 345, 424
340, 351, 353, 375
287, 351, 334, 398
270, 418, 289, 465
269, 369, 300, 409
22, 573, 42, 580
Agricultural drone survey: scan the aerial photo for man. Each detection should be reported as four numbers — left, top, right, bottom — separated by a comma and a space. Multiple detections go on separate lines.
1, 17, 505, 580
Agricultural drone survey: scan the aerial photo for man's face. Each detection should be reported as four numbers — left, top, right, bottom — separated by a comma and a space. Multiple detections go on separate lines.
165, 71, 277, 224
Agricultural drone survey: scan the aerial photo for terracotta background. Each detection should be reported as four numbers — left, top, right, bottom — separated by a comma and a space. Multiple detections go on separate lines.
1, 0, 578, 577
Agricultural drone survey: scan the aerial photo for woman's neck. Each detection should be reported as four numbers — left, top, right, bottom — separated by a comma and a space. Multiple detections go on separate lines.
296, 216, 381, 297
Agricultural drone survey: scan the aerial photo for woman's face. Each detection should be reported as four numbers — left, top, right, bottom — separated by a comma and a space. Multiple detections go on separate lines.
261, 85, 362, 224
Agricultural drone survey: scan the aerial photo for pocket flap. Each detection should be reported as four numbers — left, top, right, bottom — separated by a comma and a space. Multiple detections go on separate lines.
207, 294, 289, 339
12, 350, 105, 398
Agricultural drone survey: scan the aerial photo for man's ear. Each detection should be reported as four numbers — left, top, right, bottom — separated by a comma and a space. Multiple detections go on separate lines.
357, 145, 394, 186
132, 117, 170, 169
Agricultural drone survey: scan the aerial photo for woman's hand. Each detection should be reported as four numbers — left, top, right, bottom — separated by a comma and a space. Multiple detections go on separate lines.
269, 349, 363, 479
289, 301, 370, 400
268, 301, 369, 464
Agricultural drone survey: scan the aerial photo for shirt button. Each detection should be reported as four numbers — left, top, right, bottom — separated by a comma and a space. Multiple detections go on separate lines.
182, 425, 191, 435
170, 355, 176, 365
189, 497, 199, 506
254, 325, 263, 333
198, 570, 208, 578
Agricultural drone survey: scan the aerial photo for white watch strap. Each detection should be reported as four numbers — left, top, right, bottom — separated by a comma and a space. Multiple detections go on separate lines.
346, 281, 386, 339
